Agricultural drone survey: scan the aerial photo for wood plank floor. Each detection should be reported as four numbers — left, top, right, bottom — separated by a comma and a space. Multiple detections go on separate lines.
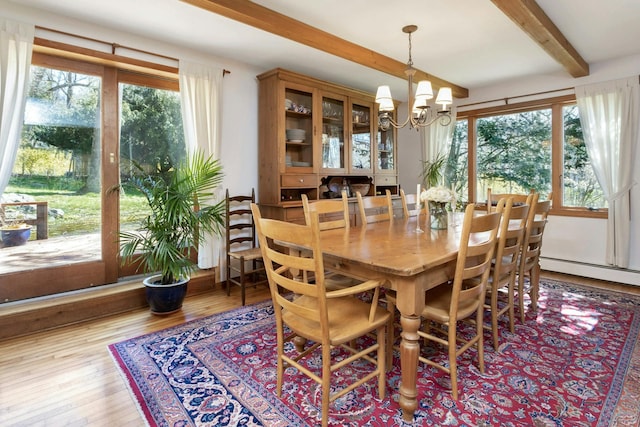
0, 273, 637, 426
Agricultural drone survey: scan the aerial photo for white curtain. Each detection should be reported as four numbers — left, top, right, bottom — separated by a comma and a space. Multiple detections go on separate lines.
421, 106, 457, 183
0, 19, 34, 197
179, 60, 224, 269
575, 76, 640, 268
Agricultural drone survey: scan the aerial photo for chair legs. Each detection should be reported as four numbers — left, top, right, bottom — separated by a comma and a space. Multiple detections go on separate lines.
517, 263, 540, 323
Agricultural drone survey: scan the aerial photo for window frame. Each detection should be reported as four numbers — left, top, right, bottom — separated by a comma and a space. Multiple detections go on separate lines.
457, 94, 607, 219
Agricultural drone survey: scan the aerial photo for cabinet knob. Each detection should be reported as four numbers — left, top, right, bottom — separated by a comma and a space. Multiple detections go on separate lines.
299, 179, 304, 183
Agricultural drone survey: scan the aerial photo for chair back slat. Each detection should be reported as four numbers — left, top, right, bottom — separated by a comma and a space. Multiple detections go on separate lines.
356, 190, 393, 224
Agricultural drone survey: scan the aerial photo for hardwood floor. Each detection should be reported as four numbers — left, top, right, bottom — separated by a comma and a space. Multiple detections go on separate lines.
0, 273, 637, 426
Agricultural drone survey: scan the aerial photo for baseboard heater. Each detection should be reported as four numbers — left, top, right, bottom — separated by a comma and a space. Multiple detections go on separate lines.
541, 256, 640, 287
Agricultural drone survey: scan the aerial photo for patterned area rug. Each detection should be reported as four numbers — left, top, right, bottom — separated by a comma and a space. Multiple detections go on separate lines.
109, 279, 640, 426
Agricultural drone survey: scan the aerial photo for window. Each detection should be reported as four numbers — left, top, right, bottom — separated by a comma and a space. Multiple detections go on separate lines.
452, 96, 606, 217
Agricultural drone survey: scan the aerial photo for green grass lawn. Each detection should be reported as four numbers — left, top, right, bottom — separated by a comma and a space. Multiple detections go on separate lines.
5, 175, 148, 237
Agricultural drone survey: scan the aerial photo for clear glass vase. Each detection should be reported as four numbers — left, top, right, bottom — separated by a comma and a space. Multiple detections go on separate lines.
429, 202, 449, 230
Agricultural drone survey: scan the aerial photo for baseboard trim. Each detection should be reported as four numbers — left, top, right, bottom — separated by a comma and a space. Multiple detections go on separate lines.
0, 271, 216, 340
541, 257, 640, 286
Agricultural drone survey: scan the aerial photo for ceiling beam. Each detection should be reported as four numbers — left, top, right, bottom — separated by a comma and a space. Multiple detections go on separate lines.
180, 0, 469, 98
491, 0, 589, 77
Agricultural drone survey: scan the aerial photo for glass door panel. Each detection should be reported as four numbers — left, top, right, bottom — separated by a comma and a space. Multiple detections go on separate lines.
118, 83, 185, 277
321, 95, 345, 172
351, 101, 372, 172
1, 66, 102, 273
377, 115, 395, 172
285, 88, 313, 170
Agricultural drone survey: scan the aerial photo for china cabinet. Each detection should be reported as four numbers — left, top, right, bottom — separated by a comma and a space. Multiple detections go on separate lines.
257, 68, 398, 223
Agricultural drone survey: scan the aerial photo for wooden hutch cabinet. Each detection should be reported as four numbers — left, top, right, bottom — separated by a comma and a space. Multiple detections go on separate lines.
257, 68, 398, 223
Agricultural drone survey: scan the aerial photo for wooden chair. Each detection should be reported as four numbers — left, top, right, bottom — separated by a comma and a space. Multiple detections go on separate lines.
251, 204, 390, 427
356, 190, 393, 224
225, 188, 266, 306
418, 203, 501, 399
301, 191, 350, 231
517, 195, 551, 322
486, 188, 531, 213
301, 191, 359, 288
400, 188, 423, 218
483, 197, 530, 350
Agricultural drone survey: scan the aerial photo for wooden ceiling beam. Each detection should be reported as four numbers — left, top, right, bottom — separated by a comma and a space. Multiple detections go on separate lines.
180, 0, 469, 98
491, 0, 589, 77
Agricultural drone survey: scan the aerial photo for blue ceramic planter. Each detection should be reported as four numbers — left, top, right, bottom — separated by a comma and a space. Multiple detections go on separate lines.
1, 226, 32, 247
143, 275, 189, 315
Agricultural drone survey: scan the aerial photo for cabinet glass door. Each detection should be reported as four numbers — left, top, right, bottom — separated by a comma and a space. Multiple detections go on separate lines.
321, 95, 345, 171
351, 101, 372, 172
285, 87, 313, 170
377, 114, 395, 172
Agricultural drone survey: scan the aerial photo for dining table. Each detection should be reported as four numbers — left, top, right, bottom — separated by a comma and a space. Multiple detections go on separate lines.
316, 213, 464, 422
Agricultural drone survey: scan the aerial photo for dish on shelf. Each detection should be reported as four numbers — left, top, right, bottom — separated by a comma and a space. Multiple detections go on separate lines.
291, 161, 311, 167
287, 139, 305, 143
286, 128, 306, 141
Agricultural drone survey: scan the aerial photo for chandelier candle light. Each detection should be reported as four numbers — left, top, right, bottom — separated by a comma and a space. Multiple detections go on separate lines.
375, 25, 453, 130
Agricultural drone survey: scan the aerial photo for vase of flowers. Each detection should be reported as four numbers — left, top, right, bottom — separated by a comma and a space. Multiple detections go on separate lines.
421, 186, 455, 230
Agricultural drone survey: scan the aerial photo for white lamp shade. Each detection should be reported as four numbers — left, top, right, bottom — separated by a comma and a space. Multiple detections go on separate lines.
415, 80, 434, 101
376, 85, 395, 111
435, 87, 453, 106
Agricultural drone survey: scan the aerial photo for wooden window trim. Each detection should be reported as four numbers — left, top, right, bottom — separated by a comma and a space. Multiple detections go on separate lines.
458, 95, 607, 219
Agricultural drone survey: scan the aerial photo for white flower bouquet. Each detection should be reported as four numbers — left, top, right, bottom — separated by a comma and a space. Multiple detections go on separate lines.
420, 186, 455, 204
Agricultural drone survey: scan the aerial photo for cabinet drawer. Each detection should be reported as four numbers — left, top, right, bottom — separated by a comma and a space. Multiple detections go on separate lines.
281, 174, 318, 187
375, 175, 398, 185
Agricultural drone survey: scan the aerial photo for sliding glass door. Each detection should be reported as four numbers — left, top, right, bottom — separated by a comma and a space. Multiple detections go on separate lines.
0, 54, 183, 302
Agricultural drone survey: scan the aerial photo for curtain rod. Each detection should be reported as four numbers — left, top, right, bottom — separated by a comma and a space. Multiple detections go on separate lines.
35, 25, 231, 76
457, 86, 574, 109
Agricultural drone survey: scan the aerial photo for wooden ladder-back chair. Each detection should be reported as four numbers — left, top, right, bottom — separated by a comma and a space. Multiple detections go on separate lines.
486, 188, 531, 213
225, 189, 266, 306
251, 204, 390, 427
517, 195, 551, 322
301, 191, 359, 289
356, 190, 393, 224
483, 196, 530, 350
400, 188, 423, 218
418, 203, 502, 400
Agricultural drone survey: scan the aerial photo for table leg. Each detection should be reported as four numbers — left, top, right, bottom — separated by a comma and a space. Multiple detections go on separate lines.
399, 314, 421, 422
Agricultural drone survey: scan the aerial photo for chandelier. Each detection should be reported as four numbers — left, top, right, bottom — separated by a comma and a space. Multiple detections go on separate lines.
375, 25, 453, 131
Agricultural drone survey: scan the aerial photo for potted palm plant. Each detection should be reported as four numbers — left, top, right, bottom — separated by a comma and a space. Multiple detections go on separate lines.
118, 151, 225, 314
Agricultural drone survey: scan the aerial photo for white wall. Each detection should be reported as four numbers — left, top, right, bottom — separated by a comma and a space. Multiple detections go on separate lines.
398, 54, 640, 285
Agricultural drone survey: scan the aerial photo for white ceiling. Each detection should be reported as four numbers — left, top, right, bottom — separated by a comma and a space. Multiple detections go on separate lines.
10, 0, 640, 101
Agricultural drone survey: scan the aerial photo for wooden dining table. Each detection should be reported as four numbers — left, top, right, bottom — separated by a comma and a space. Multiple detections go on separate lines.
317, 214, 464, 422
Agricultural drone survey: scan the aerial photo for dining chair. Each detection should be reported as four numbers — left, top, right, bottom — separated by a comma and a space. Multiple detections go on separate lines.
486, 188, 531, 213
400, 188, 423, 218
517, 195, 551, 322
483, 197, 530, 350
225, 188, 266, 306
356, 190, 393, 224
250, 203, 390, 427
418, 203, 501, 400
301, 191, 360, 289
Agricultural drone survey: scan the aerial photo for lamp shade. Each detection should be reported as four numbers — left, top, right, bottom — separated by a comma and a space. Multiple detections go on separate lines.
375, 85, 395, 111
415, 80, 434, 101
435, 87, 453, 107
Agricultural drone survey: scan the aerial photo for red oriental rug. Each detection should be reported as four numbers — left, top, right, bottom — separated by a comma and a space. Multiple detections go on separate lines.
109, 278, 640, 426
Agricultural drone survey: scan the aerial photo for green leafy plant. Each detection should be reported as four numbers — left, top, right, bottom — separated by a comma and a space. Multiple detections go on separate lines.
118, 151, 225, 285
421, 153, 447, 188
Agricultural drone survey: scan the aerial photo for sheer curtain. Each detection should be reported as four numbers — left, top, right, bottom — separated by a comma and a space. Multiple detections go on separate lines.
0, 19, 34, 197
179, 60, 224, 269
575, 76, 640, 268
420, 106, 457, 184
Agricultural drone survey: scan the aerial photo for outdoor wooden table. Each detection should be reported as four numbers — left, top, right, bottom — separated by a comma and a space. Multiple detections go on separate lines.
317, 214, 463, 422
